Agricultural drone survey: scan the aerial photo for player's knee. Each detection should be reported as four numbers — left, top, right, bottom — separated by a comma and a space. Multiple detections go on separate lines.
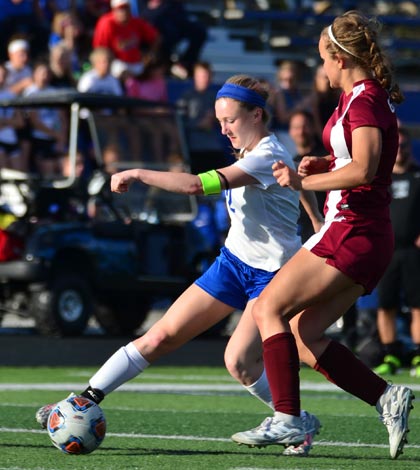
224, 353, 240, 380
252, 295, 287, 325
224, 352, 259, 386
224, 354, 246, 384
251, 296, 267, 324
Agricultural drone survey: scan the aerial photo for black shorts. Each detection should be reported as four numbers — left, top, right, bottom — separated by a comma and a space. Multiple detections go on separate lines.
377, 246, 420, 308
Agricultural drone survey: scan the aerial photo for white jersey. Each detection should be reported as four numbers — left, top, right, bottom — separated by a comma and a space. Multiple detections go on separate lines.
224, 134, 301, 272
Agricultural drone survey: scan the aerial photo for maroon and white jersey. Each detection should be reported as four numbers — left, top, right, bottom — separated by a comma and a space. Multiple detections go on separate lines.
322, 79, 399, 222
304, 80, 399, 292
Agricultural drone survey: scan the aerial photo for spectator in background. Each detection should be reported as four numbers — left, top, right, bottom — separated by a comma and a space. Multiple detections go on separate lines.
60, 149, 85, 179
48, 10, 83, 75
124, 58, 168, 102
77, 47, 123, 95
49, 10, 81, 49
300, 63, 341, 140
49, 42, 77, 89
0, 63, 25, 171
271, 60, 305, 133
4, 38, 34, 169
93, 0, 160, 79
138, 0, 208, 79
287, 109, 326, 242
177, 61, 228, 174
58, 149, 90, 218
24, 61, 68, 176
4, 38, 33, 96
374, 126, 420, 377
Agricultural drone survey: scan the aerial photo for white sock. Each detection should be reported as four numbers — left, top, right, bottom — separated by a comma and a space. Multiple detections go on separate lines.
90, 342, 149, 395
245, 368, 310, 423
244, 369, 274, 410
274, 411, 302, 427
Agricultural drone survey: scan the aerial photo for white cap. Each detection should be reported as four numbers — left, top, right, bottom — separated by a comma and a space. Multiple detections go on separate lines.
8, 39, 29, 54
111, 0, 129, 8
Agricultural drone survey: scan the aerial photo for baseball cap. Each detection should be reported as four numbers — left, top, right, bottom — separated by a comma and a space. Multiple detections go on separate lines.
111, 0, 129, 8
8, 39, 29, 54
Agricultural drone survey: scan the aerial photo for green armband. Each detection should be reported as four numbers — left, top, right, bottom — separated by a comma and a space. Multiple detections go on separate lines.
198, 169, 222, 195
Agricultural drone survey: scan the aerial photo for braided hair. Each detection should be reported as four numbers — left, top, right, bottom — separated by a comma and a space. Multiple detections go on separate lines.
322, 10, 404, 104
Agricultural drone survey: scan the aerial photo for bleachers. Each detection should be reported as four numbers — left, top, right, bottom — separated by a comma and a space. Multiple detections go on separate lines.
200, 26, 280, 83
185, 4, 420, 88
183, 3, 420, 154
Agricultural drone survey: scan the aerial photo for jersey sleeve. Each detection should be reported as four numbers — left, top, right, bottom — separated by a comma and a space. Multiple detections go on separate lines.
348, 92, 390, 132
234, 150, 277, 189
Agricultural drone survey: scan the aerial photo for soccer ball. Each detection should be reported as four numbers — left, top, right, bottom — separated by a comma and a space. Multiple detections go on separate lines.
47, 395, 106, 455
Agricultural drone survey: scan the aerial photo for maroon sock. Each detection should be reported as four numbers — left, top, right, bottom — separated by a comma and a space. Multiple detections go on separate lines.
314, 340, 387, 405
263, 332, 300, 416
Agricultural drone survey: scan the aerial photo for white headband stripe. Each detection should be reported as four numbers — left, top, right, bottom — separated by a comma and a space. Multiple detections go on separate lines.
327, 25, 360, 58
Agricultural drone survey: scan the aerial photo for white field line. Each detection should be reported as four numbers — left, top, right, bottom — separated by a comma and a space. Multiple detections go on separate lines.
0, 402, 387, 419
2, 381, 420, 393
1, 426, 420, 451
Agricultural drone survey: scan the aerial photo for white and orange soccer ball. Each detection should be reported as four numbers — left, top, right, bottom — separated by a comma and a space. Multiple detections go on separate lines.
47, 395, 106, 454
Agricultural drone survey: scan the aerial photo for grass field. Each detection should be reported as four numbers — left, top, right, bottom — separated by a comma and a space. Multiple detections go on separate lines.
0, 365, 419, 469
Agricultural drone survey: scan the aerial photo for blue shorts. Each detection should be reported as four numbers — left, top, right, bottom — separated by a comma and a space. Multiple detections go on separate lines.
194, 246, 278, 310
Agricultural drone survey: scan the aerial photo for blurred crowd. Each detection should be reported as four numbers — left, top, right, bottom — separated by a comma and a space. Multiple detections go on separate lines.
0, 0, 419, 377
225, 0, 420, 16
0, 0, 211, 175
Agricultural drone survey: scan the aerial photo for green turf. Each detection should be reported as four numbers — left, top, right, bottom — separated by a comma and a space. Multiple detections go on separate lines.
0, 366, 419, 469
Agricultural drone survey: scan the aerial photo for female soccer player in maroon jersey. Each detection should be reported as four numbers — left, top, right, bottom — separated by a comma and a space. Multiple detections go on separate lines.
232, 10, 414, 460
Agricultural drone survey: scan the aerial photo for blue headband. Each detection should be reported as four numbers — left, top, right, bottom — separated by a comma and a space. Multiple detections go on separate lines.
216, 83, 266, 108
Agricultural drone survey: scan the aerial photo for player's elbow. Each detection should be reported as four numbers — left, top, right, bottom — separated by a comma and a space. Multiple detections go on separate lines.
360, 168, 376, 185
353, 163, 376, 186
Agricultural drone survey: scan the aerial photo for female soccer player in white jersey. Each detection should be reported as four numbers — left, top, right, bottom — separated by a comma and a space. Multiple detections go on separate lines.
232, 10, 414, 460
36, 74, 324, 455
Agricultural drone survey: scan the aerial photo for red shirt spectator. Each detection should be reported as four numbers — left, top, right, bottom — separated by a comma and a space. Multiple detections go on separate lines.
93, 0, 159, 76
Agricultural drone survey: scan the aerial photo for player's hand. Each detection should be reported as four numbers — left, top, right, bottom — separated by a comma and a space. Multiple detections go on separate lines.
298, 156, 329, 177
272, 160, 303, 190
111, 171, 135, 193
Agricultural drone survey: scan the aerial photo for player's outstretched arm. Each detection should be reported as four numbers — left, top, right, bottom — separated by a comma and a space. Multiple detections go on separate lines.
111, 168, 204, 195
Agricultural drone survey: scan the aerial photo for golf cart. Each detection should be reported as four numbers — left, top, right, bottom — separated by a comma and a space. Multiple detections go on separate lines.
0, 91, 220, 336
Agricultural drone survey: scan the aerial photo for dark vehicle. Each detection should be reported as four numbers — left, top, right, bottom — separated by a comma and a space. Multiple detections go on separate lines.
0, 92, 220, 336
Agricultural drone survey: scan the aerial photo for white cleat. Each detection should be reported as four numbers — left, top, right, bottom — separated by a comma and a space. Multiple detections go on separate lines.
283, 410, 321, 457
378, 384, 414, 459
231, 415, 305, 448
35, 393, 76, 429
35, 402, 56, 429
